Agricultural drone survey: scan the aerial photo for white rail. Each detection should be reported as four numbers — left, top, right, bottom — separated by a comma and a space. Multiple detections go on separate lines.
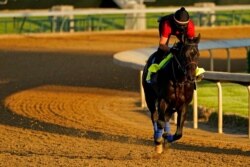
0, 5, 250, 18
203, 71, 250, 137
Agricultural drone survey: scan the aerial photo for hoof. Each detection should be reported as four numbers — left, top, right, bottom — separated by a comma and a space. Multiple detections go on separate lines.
154, 128, 163, 144
163, 139, 171, 149
155, 136, 163, 144
155, 144, 163, 154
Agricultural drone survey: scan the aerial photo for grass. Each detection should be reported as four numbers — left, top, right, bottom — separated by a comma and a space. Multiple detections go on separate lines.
196, 81, 248, 117
0, 10, 250, 34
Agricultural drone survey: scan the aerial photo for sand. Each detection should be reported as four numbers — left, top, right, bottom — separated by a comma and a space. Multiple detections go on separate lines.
0, 26, 250, 166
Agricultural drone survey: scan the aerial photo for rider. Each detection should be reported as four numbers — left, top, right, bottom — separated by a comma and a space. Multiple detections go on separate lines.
146, 7, 205, 84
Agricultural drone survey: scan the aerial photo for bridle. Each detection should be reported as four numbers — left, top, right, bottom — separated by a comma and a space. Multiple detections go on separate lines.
171, 42, 199, 84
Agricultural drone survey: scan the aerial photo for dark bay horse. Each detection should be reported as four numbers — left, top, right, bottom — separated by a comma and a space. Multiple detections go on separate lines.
142, 34, 200, 153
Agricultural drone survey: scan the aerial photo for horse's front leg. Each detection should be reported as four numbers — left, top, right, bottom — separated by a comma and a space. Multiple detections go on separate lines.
153, 99, 167, 144
161, 109, 173, 141
167, 104, 188, 143
153, 98, 170, 153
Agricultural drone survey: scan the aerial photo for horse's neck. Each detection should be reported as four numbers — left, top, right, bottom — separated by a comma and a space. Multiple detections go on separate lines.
170, 60, 186, 82
158, 59, 185, 85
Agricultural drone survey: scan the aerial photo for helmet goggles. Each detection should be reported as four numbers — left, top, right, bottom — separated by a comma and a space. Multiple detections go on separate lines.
174, 7, 190, 31
174, 16, 189, 30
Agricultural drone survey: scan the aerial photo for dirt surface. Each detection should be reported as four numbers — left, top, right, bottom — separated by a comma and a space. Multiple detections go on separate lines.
0, 26, 250, 166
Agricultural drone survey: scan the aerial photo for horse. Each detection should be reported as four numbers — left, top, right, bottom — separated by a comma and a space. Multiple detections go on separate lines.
142, 34, 201, 153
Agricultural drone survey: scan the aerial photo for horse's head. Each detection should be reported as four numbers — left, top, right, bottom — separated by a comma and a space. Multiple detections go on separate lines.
173, 34, 200, 82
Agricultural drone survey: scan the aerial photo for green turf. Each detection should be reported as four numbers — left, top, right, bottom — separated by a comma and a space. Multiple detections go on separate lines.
196, 81, 248, 117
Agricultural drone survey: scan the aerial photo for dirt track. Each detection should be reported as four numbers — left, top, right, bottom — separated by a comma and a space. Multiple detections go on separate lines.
0, 26, 250, 166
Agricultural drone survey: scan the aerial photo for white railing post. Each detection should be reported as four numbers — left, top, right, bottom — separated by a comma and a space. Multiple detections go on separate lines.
0, 0, 7, 5
208, 49, 214, 71
193, 89, 198, 129
217, 82, 223, 134
140, 70, 146, 108
226, 48, 231, 72
174, 112, 177, 124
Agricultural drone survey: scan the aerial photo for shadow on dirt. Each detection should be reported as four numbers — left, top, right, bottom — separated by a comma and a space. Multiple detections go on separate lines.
171, 142, 250, 156
1, 104, 250, 157
0, 50, 142, 142
0, 50, 139, 92
0, 104, 152, 146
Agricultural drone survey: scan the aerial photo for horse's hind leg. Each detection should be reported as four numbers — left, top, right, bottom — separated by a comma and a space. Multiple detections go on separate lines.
143, 87, 165, 153
158, 102, 174, 145
143, 68, 162, 147
148, 103, 165, 154
143, 81, 157, 121
144, 90, 162, 144
145, 98, 164, 154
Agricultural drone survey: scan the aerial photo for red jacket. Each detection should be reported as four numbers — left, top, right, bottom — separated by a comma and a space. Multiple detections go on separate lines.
160, 14, 195, 41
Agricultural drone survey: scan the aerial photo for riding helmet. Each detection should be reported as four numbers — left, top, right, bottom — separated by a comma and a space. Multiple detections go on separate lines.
174, 7, 190, 25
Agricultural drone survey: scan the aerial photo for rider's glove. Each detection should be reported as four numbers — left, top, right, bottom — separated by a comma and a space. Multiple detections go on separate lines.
157, 47, 167, 57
